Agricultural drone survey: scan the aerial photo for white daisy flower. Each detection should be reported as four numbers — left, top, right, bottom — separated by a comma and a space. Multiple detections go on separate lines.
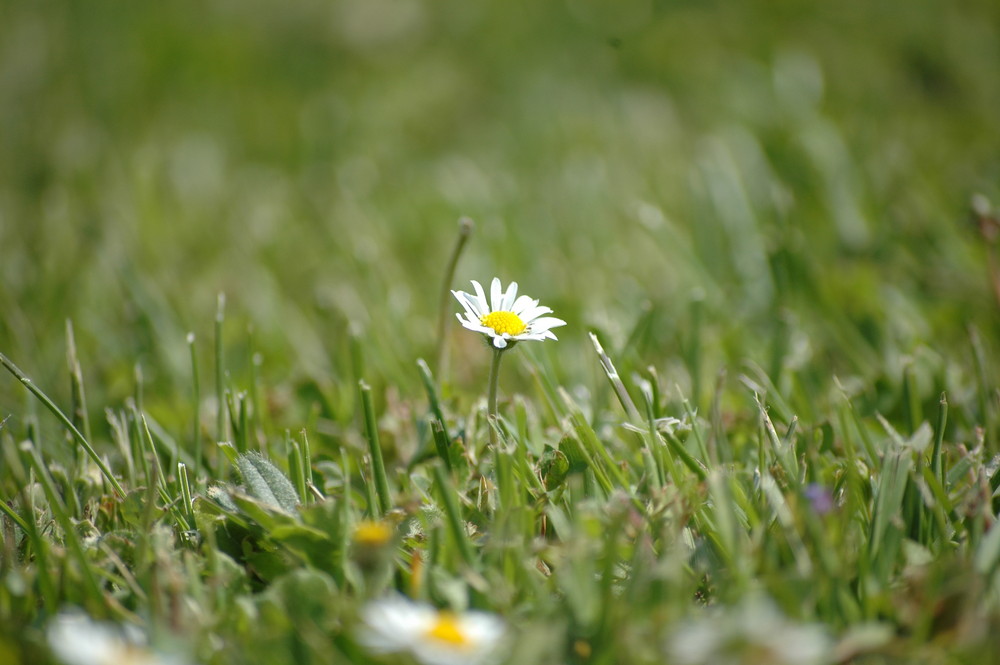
357, 595, 507, 665
47, 611, 189, 665
667, 596, 831, 665
452, 278, 566, 350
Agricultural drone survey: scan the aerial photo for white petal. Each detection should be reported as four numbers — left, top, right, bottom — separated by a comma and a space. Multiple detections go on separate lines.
358, 597, 432, 653
510, 295, 536, 315
46, 612, 164, 665
463, 326, 497, 338
456, 292, 483, 320
412, 641, 502, 665
412, 611, 506, 665
471, 281, 489, 314
452, 293, 473, 319
527, 316, 566, 332
490, 278, 503, 312
518, 306, 553, 323
464, 324, 499, 335
491, 335, 507, 349
48, 615, 120, 665
358, 597, 506, 665
501, 282, 518, 311
462, 612, 506, 645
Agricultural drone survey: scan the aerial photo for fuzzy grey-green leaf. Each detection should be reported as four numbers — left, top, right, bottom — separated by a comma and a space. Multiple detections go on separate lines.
235, 452, 300, 513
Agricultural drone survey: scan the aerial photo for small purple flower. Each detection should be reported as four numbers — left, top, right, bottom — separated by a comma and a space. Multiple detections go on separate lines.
803, 483, 834, 515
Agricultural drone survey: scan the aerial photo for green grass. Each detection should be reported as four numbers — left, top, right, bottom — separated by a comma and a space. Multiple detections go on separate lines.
2, 0, 1000, 663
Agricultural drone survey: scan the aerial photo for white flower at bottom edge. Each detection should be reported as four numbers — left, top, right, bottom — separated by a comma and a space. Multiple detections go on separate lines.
47, 611, 189, 665
357, 595, 507, 665
667, 596, 831, 665
452, 278, 566, 350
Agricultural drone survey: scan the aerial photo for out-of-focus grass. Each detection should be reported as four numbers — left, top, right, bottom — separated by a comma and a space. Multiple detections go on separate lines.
3, 0, 1000, 663
3, 0, 998, 408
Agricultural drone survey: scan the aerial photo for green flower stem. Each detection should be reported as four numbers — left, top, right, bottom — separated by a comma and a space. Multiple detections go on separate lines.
487, 347, 504, 449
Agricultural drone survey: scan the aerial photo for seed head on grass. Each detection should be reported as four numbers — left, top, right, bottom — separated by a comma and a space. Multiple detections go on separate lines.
357, 594, 506, 665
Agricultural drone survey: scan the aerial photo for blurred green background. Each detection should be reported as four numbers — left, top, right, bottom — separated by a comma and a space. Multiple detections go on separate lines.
2, 0, 999, 431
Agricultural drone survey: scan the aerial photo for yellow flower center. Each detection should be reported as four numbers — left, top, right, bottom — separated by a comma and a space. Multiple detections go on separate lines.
353, 520, 393, 547
424, 613, 470, 647
112, 645, 159, 665
480, 311, 526, 336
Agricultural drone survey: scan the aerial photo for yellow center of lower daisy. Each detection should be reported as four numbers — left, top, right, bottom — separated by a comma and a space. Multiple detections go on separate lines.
353, 520, 392, 547
480, 311, 526, 336
425, 613, 469, 647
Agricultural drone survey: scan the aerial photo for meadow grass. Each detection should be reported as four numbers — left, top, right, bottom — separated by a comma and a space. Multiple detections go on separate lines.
2, 1, 1000, 664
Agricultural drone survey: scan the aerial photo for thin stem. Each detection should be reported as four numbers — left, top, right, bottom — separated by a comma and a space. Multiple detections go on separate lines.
435, 217, 474, 377
487, 348, 504, 449
932, 393, 948, 483
188, 332, 201, 482
215, 293, 226, 446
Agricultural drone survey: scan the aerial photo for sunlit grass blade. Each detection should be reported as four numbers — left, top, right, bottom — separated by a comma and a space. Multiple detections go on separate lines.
188, 332, 202, 481
288, 433, 308, 504
215, 292, 227, 446
931, 393, 948, 483
433, 463, 475, 569
589, 332, 642, 422
868, 450, 911, 583
65, 319, 92, 464
360, 380, 391, 517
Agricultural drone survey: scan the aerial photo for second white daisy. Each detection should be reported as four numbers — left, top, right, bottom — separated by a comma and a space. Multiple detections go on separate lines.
357, 595, 507, 665
47, 610, 189, 665
452, 278, 565, 350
